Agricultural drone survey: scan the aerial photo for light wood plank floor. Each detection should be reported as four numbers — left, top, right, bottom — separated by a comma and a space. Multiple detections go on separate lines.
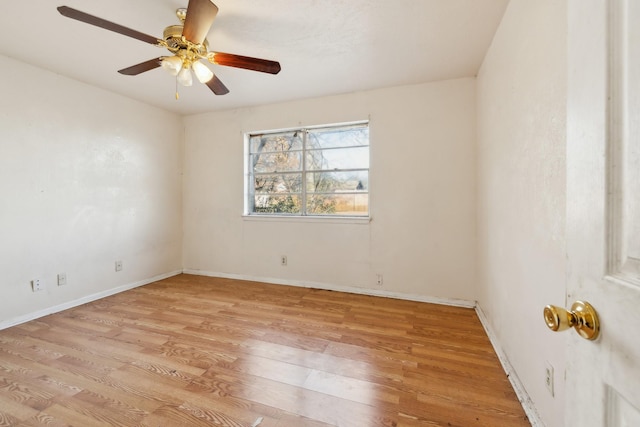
0, 274, 529, 426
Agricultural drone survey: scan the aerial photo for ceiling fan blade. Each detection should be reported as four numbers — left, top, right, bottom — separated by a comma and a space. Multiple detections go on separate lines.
57, 6, 159, 45
205, 75, 229, 95
182, 0, 219, 45
210, 52, 281, 75
118, 58, 163, 76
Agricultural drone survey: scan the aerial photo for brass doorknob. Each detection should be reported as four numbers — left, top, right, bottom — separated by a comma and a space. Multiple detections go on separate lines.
543, 301, 600, 340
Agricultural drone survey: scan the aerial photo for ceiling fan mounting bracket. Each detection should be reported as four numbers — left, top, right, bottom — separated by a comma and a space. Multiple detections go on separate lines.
175, 8, 187, 23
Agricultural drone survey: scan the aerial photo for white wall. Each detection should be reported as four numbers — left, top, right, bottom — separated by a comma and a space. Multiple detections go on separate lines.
183, 79, 477, 302
476, 1, 567, 426
0, 55, 184, 327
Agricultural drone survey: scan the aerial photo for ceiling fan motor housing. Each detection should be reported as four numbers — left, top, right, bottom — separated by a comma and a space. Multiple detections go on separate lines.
163, 24, 209, 52
163, 25, 185, 49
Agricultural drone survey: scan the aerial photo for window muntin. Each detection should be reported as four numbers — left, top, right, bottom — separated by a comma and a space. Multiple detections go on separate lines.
247, 122, 369, 217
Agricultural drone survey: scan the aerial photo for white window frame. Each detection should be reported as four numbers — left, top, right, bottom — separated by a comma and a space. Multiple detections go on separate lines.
243, 121, 370, 219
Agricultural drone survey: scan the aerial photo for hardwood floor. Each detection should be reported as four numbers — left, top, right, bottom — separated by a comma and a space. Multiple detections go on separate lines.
0, 274, 529, 426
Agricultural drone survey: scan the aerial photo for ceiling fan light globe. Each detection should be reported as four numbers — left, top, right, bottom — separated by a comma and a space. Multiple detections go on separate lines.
192, 60, 214, 83
161, 56, 183, 76
177, 67, 193, 86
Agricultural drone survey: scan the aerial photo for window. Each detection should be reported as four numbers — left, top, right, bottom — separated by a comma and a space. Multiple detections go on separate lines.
246, 122, 369, 217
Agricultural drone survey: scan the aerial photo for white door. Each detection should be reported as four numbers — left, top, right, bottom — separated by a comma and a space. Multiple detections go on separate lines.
564, 0, 640, 425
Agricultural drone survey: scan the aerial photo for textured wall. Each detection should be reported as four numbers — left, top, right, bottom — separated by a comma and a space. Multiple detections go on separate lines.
183, 78, 477, 302
476, 1, 568, 425
0, 55, 184, 326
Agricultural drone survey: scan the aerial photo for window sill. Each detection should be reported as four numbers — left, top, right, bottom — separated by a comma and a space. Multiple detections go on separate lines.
242, 214, 371, 225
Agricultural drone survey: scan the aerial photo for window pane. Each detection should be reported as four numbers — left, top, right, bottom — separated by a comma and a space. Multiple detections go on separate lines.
254, 194, 302, 214
306, 194, 369, 216
307, 125, 369, 149
250, 132, 302, 153
305, 146, 369, 171
252, 151, 301, 173
247, 122, 369, 217
306, 171, 368, 193
254, 173, 302, 194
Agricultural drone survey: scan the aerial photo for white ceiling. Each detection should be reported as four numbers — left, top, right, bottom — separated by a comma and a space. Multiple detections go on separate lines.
2, 0, 508, 116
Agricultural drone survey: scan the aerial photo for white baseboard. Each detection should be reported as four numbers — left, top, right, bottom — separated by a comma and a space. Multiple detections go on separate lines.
475, 304, 543, 427
182, 269, 476, 308
0, 270, 182, 331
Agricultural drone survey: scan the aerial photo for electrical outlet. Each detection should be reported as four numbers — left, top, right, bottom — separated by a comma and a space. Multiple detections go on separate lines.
115, 261, 123, 272
376, 274, 383, 286
31, 279, 44, 292
57, 273, 67, 286
545, 361, 554, 397
280, 255, 287, 266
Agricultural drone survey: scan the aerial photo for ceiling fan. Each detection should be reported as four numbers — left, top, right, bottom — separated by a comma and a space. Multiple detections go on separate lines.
57, 0, 281, 98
